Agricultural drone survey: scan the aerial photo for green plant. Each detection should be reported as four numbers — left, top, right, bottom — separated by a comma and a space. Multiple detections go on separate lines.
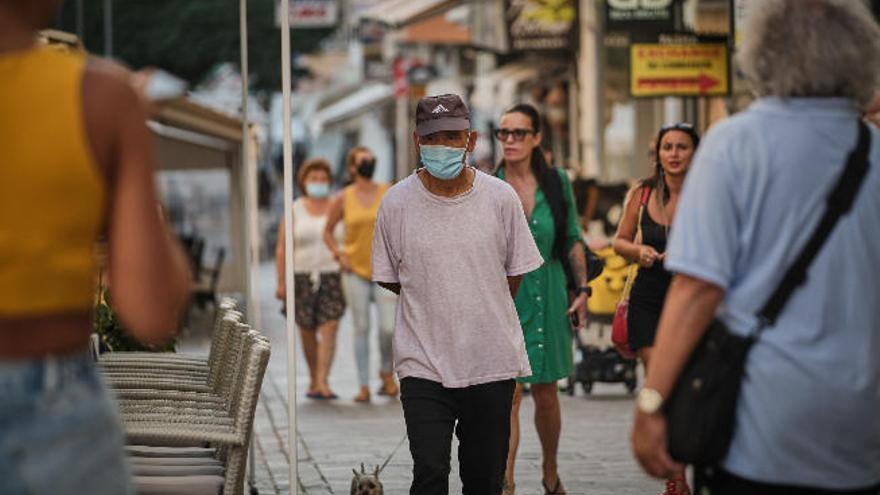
94, 288, 176, 353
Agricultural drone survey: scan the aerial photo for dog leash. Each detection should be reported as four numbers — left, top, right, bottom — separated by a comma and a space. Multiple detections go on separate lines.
377, 433, 408, 475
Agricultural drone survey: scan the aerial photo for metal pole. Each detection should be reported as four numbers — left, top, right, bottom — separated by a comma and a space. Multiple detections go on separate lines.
280, 0, 300, 490
239, 1, 262, 492
103, 0, 113, 58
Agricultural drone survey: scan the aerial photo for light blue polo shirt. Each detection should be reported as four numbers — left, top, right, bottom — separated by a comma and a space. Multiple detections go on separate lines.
666, 97, 880, 489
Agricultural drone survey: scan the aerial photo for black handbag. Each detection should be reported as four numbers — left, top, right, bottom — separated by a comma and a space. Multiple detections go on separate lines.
665, 121, 873, 465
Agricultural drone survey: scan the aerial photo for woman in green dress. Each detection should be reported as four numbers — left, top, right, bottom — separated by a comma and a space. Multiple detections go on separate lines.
495, 104, 590, 495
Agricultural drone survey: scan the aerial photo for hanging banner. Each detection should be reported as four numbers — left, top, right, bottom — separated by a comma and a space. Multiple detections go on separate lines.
505, 0, 577, 51
630, 43, 729, 97
605, 0, 677, 35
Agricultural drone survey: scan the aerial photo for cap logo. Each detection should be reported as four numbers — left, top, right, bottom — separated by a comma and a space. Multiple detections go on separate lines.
432, 104, 449, 114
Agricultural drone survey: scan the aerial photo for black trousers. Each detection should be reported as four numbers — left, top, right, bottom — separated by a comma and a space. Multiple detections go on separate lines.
699, 467, 880, 495
400, 377, 515, 495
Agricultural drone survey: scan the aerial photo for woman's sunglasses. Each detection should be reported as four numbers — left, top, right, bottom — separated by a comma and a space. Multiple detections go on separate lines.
660, 122, 695, 132
494, 128, 535, 142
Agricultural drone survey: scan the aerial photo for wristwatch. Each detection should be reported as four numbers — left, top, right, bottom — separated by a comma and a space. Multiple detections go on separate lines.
636, 387, 664, 415
576, 286, 591, 297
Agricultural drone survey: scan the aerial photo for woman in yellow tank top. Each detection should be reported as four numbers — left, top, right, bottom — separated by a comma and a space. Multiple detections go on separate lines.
0, 2, 190, 493
324, 146, 398, 403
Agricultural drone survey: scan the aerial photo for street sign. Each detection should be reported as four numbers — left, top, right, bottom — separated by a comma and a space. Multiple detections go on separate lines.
505, 0, 577, 51
605, 0, 677, 37
630, 43, 729, 97
276, 0, 339, 28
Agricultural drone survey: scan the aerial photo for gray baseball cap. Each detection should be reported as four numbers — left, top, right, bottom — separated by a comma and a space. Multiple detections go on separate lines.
415, 94, 471, 136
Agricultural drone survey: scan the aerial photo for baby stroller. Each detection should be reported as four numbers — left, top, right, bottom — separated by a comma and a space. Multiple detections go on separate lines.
568, 247, 638, 395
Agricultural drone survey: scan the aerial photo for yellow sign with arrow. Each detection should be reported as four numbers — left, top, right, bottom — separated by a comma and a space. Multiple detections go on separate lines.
630, 43, 729, 97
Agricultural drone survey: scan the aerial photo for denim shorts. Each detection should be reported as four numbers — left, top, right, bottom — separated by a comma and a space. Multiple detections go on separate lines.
0, 352, 132, 495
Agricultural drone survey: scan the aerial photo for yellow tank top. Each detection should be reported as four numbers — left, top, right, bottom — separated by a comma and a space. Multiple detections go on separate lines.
342, 183, 389, 280
0, 46, 106, 315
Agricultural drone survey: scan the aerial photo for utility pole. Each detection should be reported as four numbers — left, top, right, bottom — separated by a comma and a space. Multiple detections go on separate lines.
103, 0, 113, 58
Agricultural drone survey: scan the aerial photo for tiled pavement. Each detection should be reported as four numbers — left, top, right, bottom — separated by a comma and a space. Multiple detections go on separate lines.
240, 263, 660, 494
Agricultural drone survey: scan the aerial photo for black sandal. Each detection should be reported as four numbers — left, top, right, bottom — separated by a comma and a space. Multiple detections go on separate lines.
542, 477, 565, 495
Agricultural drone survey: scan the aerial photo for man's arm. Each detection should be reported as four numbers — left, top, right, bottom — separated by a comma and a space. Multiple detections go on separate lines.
507, 275, 523, 298
378, 282, 400, 295
645, 274, 724, 396
632, 274, 724, 478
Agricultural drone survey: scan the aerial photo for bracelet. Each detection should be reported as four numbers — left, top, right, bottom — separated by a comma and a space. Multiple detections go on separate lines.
576, 286, 591, 297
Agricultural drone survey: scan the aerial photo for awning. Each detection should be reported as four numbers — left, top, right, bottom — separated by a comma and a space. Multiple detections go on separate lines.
358, 0, 462, 28
401, 5, 471, 45
309, 82, 394, 136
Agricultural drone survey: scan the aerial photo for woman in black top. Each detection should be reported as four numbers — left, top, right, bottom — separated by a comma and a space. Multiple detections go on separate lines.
613, 123, 699, 495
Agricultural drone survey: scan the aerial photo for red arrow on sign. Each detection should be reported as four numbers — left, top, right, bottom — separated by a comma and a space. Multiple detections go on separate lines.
637, 73, 720, 94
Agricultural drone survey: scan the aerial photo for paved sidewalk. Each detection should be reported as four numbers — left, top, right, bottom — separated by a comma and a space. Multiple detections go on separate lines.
246, 263, 659, 494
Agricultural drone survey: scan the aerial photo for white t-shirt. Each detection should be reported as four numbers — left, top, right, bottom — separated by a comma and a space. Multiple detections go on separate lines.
292, 198, 343, 275
372, 169, 543, 388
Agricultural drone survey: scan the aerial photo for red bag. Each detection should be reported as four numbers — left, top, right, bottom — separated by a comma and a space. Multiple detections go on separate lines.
612, 186, 650, 360
612, 273, 636, 359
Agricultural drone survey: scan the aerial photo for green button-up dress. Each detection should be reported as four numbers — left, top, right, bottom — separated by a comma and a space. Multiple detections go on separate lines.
498, 168, 581, 384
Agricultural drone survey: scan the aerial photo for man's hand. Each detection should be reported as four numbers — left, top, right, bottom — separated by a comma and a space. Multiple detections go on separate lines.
631, 411, 683, 479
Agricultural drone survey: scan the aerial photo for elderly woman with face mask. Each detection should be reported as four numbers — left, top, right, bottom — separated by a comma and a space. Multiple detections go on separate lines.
276, 158, 345, 400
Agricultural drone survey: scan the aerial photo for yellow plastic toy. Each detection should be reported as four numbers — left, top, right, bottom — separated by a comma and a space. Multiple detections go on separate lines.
587, 246, 636, 317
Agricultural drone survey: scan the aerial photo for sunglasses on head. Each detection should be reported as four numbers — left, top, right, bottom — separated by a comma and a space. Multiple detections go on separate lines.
660, 122, 695, 132
494, 128, 535, 142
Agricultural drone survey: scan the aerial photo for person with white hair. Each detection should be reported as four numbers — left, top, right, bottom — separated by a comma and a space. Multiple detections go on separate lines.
631, 0, 880, 493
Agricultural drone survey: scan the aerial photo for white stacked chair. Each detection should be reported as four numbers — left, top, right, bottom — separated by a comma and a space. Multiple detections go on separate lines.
98, 299, 271, 495
100, 297, 239, 373
121, 330, 271, 495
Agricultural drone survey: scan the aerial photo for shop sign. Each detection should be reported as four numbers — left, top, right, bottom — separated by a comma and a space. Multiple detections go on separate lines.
630, 43, 729, 97
605, 0, 677, 35
277, 0, 339, 28
505, 0, 578, 51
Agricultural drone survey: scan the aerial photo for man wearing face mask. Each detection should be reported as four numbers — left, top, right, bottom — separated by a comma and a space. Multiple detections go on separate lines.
372, 94, 543, 494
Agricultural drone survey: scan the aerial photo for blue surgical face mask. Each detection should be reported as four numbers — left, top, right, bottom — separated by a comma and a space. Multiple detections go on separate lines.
420, 145, 466, 180
305, 182, 330, 198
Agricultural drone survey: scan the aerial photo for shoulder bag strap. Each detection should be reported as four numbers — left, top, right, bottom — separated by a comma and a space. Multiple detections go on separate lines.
757, 121, 872, 327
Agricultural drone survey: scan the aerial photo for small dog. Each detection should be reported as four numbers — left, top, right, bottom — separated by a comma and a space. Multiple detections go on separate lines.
350, 463, 384, 495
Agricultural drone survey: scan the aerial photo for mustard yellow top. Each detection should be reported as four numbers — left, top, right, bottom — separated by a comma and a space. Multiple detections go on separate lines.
0, 46, 106, 315
342, 183, 388, 280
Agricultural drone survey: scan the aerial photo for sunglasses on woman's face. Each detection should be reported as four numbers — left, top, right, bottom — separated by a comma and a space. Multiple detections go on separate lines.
494, 128, 535, 142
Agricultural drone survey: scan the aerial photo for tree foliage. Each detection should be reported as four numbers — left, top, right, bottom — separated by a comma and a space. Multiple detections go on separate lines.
54, 0, 333, 93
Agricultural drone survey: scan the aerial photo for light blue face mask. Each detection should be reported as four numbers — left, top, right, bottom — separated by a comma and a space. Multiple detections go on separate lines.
305, 182, 330, 198
420, 145, 466, 180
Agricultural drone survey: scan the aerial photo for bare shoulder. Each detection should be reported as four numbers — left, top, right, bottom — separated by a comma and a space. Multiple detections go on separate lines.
83, 57, 139, 107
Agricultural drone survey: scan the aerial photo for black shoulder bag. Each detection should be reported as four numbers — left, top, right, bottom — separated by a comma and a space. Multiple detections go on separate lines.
665, 121, 872, 465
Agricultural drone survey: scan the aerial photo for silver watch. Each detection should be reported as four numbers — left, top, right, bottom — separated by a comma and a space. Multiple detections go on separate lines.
636, 388, 664, 415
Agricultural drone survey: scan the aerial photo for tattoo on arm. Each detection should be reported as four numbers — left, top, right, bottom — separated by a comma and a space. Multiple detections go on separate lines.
569, 243, 589, 287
